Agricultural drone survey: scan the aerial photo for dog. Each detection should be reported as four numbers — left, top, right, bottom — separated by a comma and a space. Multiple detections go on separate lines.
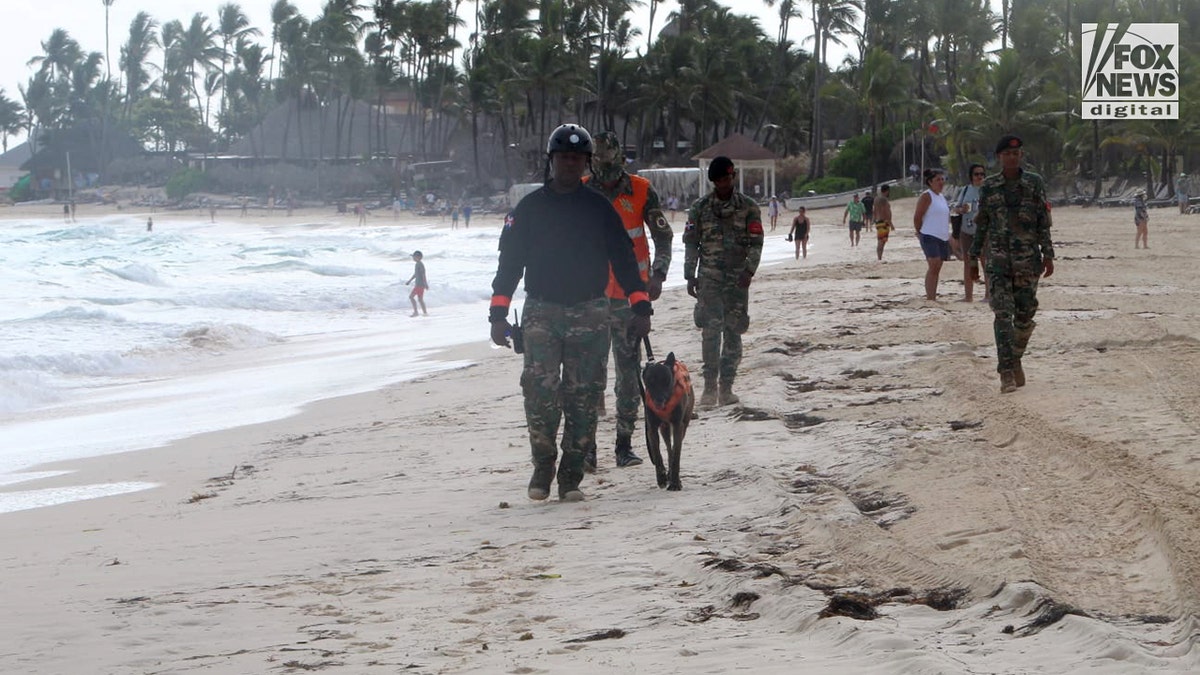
641, 352, 695, 491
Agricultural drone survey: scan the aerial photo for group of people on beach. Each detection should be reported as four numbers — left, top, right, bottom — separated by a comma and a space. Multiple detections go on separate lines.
477, 124, 1059, 501
487, 124, 762, 501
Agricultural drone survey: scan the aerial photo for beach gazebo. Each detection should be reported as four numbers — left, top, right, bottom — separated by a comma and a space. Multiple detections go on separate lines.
692, 133, 778, 200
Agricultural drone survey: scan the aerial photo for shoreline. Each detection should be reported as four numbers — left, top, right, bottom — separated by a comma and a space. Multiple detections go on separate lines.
3, 203, 1199, 672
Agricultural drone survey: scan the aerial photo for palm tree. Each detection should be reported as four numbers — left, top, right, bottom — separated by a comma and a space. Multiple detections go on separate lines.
268, 0, 298, 91
120, 12, 159, 119
808, 0, 861, 178
103, 0, 116, 80
216, 3, 262, 133
0, 90, 25, 152
859, 47, 910, 187
177, 13, 223, 127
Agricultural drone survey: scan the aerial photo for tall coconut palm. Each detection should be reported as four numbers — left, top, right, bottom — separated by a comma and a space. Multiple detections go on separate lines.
103, 0, 116, 80
120, 12, 159, 119
268, 0, 298, 90
177, 13, 223, 126
808, 0, 861, 178
217, 3, 261, 127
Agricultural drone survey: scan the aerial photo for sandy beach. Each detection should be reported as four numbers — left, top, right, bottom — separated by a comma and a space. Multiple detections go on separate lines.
3, 197, 1198, 673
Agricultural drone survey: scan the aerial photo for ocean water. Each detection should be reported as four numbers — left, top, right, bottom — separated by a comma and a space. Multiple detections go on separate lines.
0, 210, 795, 514
0, 213, 506, 512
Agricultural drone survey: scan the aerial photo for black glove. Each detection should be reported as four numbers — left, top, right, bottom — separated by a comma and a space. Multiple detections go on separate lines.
627, 314, 651, 342
736, 271, 753, 288
647, 275, 664, 301
490, 320, 511, 348
686, 278, 698, 298
786, 233, 793, 242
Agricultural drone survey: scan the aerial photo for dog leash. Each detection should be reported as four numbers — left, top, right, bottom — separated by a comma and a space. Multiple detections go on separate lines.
642, 335, 655, 363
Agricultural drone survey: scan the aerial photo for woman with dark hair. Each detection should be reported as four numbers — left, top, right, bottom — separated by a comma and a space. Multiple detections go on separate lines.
912, 168, 952, 301
956, 164, 987, 301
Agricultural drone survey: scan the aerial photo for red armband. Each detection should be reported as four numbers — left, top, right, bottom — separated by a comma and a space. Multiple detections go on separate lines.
490, 294, 512, 310
748, 220, 764, 235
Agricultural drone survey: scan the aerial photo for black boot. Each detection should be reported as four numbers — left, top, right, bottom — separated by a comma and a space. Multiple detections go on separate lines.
528, 460, 555, 501
614, 433, 642, 467
557, 452, 586, 502
584, 448, 597, 474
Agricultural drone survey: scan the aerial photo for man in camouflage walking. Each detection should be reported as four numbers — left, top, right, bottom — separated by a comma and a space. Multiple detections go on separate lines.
490, 124, 652, 502
683, 156, 764, 407
969, 134, 1055, 393
584, 131, 674, 471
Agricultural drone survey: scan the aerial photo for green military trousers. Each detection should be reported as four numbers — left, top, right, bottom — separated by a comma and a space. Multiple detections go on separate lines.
987, 271, 1039, 372
604, 299, 643, 438
520, 297, 611, 483
695, 276, 749, 381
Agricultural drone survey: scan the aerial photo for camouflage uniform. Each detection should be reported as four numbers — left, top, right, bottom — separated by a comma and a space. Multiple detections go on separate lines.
520, 297, 611, 488
683, 191, 764, 387
589, 173, 674, 438
969, 169, 1054, 374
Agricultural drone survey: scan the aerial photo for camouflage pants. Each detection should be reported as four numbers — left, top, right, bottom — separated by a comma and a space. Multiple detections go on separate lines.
694, 276, 749, 381
520, 297, 611, 480
987, 271, 1039, 372
603, 299, 643, 438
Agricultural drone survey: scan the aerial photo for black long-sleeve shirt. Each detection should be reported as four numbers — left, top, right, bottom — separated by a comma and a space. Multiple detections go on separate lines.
490, 184, 649, 318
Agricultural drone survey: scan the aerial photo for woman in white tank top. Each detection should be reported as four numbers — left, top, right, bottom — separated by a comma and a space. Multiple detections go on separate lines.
912, 168, 951, 301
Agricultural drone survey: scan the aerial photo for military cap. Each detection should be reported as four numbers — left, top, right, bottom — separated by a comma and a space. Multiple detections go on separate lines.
995, 134, 1023, 154
708, 156, 736, 181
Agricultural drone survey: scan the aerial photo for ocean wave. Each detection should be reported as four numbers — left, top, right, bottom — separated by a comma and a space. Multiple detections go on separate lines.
104, 263, 166, 286
0, 369, 65, 414
172, 322, 284, 350
0, 350, 150, 378
35, 306, 129, 323
43, 224, 118, 241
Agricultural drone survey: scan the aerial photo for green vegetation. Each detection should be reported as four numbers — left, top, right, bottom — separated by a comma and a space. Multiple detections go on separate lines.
165, 168, 209, 200
4, 0, 1198, 197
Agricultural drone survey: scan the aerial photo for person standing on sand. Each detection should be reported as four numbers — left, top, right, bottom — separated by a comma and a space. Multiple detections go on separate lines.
957, 164, 986, 302
405, 250, 429, 316
1134, 190, 1149, 249
913, 168, 952, 300
489, 124, 651, 503
685, 156, 764, 408
583, 130, 673, 473
969, 134, 1055, 394
788, 206, 810, 259
873, 184, 894, 261
767, 196, 780, 231
843, 193, 865, 246
1177, 174, 1189, 214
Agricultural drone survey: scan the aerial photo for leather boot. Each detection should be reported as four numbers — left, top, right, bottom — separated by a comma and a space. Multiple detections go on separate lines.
718, 379, 739, 406
527, 461, 555, 501
614, 433, 642, 467
1000, 370, 1017, 394
557, 452, 586, 502
700, 376, 718, 407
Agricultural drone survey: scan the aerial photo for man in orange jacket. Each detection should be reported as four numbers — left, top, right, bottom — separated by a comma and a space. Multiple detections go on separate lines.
584, 131, 674, 471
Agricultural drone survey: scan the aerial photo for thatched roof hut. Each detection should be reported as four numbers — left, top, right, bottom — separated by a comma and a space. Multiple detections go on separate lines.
227, 95, 415, 162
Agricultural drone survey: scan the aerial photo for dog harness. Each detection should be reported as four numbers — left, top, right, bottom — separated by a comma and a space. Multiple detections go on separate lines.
644, 360, 692, 419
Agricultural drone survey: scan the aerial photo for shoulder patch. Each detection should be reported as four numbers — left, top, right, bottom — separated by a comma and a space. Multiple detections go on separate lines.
748, 220, 764, 235
504, 213, 515, 229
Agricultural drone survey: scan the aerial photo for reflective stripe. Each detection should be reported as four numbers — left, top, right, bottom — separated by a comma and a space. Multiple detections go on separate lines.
637, 260, 650, 272
626, 226, 645, 239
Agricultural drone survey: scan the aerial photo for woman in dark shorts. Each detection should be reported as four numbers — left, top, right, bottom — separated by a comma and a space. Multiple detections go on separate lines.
788, 206, 811, 259
912, 168, 952, 301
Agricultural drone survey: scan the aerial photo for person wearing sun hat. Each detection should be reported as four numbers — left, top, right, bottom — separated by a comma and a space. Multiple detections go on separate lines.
969, 133, 1056, 393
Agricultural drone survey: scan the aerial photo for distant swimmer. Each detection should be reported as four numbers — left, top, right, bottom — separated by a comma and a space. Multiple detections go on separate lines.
146, 217, 153, 232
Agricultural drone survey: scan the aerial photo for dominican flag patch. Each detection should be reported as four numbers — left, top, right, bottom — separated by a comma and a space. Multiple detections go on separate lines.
504, 213, 515, 229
